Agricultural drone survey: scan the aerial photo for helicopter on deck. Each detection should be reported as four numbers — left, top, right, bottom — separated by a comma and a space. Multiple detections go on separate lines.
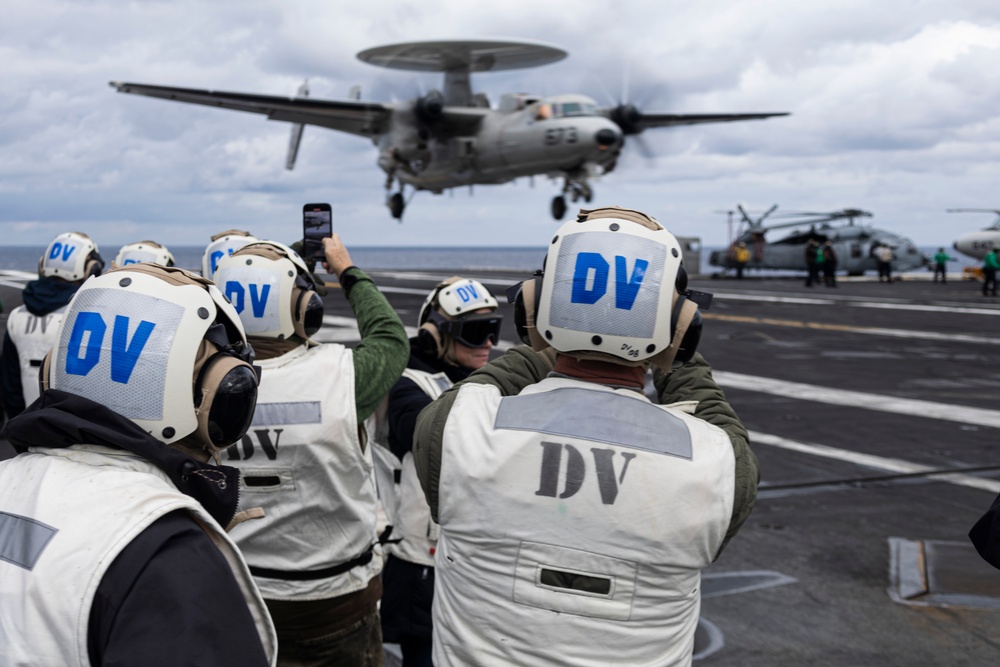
709, 206, 928, 276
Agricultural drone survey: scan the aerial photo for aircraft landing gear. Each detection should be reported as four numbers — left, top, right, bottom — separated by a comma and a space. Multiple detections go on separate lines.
551, 195, 567, 220
552, 179, 593, 219
388, 192, 405, 220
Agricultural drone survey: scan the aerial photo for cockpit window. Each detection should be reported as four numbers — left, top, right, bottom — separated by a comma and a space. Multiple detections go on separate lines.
554, 102, 598, 117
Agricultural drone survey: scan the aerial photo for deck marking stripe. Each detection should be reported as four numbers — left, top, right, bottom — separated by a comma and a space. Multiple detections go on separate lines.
703, 313, 1000, 345
712, 291, 1000, 316
715, 371, 1000, 428
750, 430, 1000, 494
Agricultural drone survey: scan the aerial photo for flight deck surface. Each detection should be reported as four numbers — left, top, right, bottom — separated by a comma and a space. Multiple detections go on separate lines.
2, 269, 998, 665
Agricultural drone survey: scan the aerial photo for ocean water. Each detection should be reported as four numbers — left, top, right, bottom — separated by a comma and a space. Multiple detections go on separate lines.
0, 245, 976, 277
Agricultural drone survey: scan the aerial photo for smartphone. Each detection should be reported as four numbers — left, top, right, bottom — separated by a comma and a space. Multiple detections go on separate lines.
302, 203, 332, 261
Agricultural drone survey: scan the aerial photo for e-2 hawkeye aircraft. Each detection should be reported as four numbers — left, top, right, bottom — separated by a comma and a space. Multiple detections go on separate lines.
948, 209, 1000, 259
110, 39, 788, 221
710, 205, 928, 275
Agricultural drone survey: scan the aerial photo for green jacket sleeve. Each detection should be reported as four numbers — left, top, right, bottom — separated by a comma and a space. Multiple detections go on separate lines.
413, 345, 555, 521
654, 353, 759, 557
343, 267, 409, 423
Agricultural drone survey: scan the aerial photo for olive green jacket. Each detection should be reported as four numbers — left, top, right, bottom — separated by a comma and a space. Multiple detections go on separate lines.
413, 347, 759, 557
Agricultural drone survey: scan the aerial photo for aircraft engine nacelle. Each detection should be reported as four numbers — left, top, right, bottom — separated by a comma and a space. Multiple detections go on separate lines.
609, 103, 641, 135
415, 90, 445, 124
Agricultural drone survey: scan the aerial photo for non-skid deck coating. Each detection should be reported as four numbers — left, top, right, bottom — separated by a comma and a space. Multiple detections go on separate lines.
3, 268, 1000, 666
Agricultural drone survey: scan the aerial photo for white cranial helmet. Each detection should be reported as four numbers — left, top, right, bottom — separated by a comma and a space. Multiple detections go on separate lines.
530, 207, 694, 366
417, 277, 499, 325
44, 264, 258, 449
202, 230, 259, 281
115, 240, 175, 268
40, 232, 104, 282
214, 240, 323, 341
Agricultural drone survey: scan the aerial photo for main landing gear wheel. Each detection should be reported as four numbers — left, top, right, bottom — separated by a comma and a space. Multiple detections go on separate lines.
389, 192, 405, 220
551, 195, 567, 220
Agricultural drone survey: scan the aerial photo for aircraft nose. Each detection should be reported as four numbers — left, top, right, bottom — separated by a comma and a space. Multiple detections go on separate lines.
595, 128, 619, 147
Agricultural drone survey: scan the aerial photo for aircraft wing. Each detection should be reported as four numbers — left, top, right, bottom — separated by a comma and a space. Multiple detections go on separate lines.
110, 82, 392, 138
601, 108, 789, 133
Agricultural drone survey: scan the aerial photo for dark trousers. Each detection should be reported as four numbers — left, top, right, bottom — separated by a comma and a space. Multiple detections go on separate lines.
933, 263, 947, 282
805, 263, 820, 286
823, 263, 837, 287
878, 262, 893, 283
984, 268, 998, 296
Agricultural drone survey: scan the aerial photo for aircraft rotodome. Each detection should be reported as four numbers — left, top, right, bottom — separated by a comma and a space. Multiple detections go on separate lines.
110, 39, 789, 221
709, 205, 928, 276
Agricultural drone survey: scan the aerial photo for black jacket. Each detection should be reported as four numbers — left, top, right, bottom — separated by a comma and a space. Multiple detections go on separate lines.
2, 277, 80, 418
2, 391, 271, 667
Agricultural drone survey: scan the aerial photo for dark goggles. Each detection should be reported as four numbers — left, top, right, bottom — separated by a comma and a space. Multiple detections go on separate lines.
432, 311, 503, 348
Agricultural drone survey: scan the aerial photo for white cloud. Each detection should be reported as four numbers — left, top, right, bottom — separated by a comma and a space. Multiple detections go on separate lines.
2, 0, 1000, 252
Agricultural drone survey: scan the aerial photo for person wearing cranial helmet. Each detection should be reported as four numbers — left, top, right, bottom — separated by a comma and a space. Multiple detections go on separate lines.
412, 206, 760, 667
213, 234, 408, 666
374, 276, 501, 666
115, 239, 176, 268
202, 229, 259, 282
0, 263, 276, 666
2, 232, 105, 420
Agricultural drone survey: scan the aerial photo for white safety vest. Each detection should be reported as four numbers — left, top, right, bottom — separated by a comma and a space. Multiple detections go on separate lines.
5, 304, 67, 406
434, 377, 736, 667
378, 368, 449, 567
0, 446, 277, 667
227, 343, 383, 600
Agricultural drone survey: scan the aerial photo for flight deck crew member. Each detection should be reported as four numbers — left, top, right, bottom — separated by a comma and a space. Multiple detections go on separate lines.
376, 277, 503, 667
202, 228, 259, 281
733, 241, 750, 280
2, 232, 104, 419
983, 247, 999, 297
413, 207, 759, 667
0, 263, 276, 667
822, 240, 838, 287
115, 239, 176, 267
214, 237, 408, 667
932, 247, 955, 283
874, 243, 895, 283
804, 238, 821, 287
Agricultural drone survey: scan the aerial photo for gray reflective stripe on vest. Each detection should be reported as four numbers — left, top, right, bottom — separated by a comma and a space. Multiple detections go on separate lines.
495, 387, 692, 459
251, 401, 322, 426
0, 511, 58, 570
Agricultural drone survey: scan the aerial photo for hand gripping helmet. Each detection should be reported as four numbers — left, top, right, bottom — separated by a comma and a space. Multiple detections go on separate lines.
214, 240, 324, 341
115, 240, 176, 268
41, 263, 259, 451
417, 277, 502, 359
508, 207, 711, 370
202, 229, 259, 281
39, 232, 105, 282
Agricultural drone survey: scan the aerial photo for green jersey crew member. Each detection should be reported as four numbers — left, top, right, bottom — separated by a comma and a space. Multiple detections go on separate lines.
413, 206, 759, 667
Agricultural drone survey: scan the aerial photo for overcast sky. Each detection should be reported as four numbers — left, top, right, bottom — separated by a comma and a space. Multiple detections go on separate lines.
3, 0, 1000, 252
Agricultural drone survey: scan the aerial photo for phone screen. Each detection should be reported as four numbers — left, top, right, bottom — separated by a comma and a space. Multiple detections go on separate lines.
303, 203, 332, 261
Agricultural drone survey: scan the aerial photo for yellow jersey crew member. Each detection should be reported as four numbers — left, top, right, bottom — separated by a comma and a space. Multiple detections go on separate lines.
215, 236, 407, 666
414, 206, 759, 667
0, 263, 276, 666
2, 232, 104, 419
375, 277, 502, 666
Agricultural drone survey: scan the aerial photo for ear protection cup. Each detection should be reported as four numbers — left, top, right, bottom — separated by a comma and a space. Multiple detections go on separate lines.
193, 348, 258, 449
292, 287, 324, 338
510, 273, 545, 348
417, 321, 445, 358
84, 250, 105, 279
